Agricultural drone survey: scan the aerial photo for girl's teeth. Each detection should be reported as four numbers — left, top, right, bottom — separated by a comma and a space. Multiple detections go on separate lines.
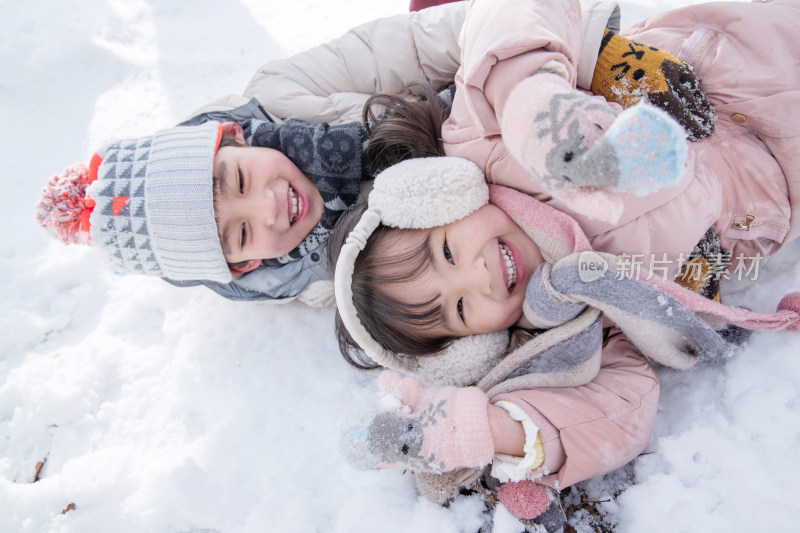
500, 242, 517, 289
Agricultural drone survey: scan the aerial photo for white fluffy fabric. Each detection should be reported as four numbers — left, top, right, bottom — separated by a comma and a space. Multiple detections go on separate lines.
410, 330, 510, 387
368, 157, 489, 229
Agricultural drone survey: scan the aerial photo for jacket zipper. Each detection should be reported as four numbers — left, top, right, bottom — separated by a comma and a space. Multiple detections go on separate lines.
691, 31, 718, 67
730, 213, 790, 231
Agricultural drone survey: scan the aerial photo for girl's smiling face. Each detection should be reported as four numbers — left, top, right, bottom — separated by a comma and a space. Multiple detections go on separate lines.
381, 204, 544, 338
212, 123, 323, 274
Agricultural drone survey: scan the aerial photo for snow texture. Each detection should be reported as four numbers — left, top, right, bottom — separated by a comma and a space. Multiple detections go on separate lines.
1, 0, 798, 532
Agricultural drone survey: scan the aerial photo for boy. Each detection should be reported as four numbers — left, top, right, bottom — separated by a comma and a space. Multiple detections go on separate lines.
37, 105, 369, 306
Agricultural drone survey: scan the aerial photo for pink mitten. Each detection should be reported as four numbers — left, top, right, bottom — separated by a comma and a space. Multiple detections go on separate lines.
341, 371, 494, 473
502, 71, 687, 223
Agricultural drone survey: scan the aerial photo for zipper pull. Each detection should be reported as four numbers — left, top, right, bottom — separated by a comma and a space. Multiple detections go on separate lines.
731, 213, 755, 230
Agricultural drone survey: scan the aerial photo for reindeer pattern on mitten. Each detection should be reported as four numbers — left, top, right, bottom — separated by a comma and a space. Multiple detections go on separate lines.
519, 72, 688, 199
531, 90, 622, 190
367, 399, 448, 472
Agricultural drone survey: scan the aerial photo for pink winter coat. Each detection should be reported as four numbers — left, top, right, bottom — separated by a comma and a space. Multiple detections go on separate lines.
443, 0, 799, 489
493, 327, 659, 490
443, 0, 800, 280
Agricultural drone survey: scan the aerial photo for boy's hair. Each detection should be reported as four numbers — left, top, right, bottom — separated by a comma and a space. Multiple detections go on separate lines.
363, 81, 451, 173
328, 203, 458, 370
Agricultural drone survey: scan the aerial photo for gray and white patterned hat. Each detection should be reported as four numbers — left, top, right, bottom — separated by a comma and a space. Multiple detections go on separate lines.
38, 122, 232, 283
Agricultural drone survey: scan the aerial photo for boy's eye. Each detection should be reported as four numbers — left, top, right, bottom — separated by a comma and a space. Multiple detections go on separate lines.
443, 240, 454, 264
240, 223, 247, 249
238, 170, 245, 194
456, 298, 464, 322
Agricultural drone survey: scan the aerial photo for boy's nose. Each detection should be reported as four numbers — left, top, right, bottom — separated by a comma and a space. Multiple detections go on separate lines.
254, 188, 278, 226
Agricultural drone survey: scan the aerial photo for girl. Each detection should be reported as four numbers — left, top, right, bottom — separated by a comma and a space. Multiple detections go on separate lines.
333, 157, 800, 529
332, 0, 800, 527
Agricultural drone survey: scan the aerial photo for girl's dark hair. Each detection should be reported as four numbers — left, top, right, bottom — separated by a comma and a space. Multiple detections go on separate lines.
326, 82, 454, 370
363, 81, 450, 172
328, 203, 458, 370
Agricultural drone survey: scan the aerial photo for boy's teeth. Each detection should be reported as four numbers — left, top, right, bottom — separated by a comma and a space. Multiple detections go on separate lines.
289, 186, 303, 224
499, 242, 517, 289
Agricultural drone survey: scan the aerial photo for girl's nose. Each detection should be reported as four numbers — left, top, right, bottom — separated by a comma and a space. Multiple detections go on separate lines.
468, 255, 492, 296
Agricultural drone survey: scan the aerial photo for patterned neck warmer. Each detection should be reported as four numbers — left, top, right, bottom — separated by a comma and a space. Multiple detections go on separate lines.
243, 118, 368, 265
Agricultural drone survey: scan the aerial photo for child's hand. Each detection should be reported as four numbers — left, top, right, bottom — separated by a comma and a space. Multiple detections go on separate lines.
593, 102, 689, 195
503, 72, 688, 222
340, 371, 494, 473
591, 29, 715, 141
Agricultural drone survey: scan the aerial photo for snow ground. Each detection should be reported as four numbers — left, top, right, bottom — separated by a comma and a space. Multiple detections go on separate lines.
1, 0, 798, 532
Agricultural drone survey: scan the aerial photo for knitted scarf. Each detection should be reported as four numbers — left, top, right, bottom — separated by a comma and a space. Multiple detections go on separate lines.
243, 118, 369, 265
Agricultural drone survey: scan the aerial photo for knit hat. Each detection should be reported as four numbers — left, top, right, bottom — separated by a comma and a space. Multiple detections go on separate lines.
36, 122, 232, 283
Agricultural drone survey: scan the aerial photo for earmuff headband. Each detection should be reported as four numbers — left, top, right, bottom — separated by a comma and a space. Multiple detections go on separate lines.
334, 207, 411, 370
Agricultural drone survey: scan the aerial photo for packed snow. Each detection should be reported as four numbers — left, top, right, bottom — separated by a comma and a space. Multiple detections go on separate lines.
1, 0, 798, 532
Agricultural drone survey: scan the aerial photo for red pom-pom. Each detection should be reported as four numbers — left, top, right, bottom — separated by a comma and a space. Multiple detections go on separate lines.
496, 480, 552, 519
778, 292, 800, 314
777, 292, 800, 331
35, 163, 94, 245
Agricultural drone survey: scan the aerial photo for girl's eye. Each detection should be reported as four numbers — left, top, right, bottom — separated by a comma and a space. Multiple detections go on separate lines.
240, 223, 247, 249
238, 170, 245, 194
443, 240, 454, 264
456, 298, 464, 322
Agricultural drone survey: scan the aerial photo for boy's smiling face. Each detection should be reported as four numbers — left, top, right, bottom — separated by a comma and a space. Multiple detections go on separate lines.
381, 204, 543, 338
213, 123, 323, 275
